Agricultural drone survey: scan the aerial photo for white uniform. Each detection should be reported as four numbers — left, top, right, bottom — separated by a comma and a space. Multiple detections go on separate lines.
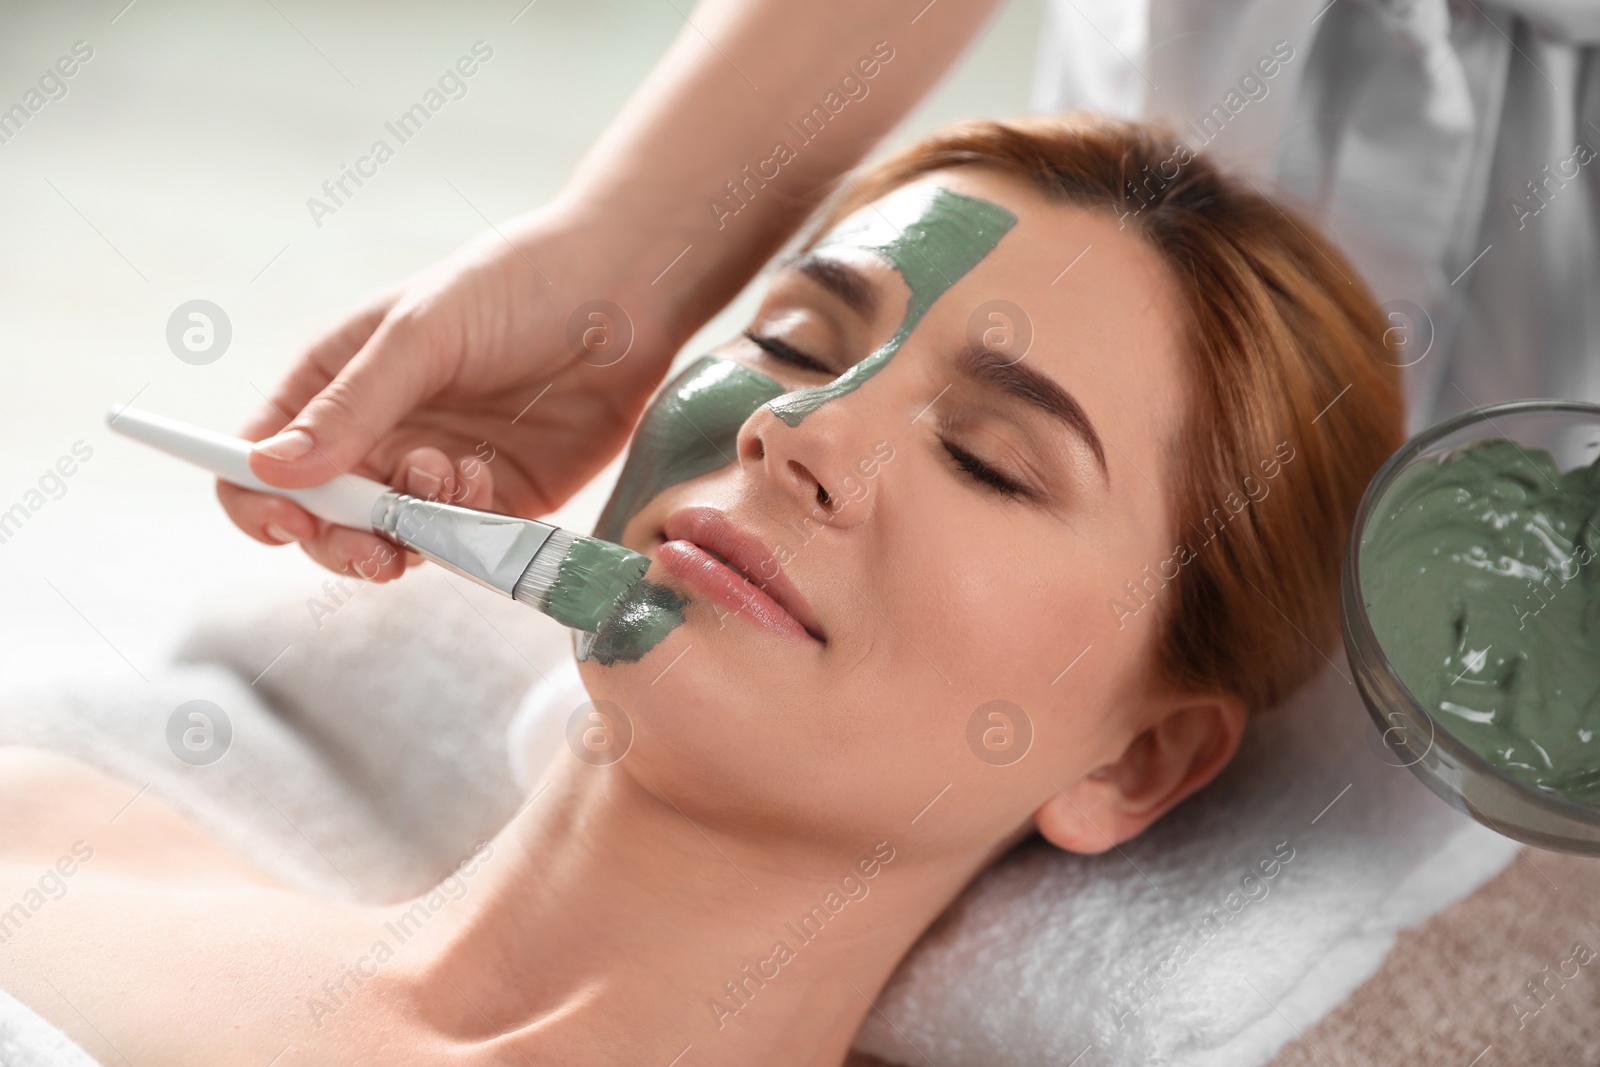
1033, 0, 1600, 429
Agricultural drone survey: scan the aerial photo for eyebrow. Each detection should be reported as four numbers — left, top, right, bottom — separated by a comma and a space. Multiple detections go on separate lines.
957, 345, 1110, 485
779, 250, 1110, 486
786, 252, 878, 320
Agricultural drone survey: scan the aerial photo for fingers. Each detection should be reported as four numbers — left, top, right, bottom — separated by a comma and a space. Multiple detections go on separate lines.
398, 447, 458, 501
388, 446, 494, 572
248, 302, 454, 489
300, 526, 409, 583
218, 477, 401, 579
238, 297, 397, 444
295, 447, 496, 580
452, 446, 497, 509
224, 442, 498, 581
392, 445, 497, 509
217, 479, 319, 546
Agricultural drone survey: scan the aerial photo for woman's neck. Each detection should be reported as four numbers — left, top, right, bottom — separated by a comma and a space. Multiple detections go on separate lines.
394, 754, 990, 1065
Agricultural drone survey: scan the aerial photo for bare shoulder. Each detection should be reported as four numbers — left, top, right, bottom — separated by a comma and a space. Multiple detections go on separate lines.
0, 742, 114, 784
0, 745, 135, 848
0, 744, 276, 886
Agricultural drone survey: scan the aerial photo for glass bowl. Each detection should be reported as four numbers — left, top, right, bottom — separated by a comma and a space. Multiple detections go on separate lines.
1342, 399, 1600, 854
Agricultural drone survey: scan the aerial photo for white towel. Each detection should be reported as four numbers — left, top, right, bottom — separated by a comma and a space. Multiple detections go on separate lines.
0, 989, 101, 1067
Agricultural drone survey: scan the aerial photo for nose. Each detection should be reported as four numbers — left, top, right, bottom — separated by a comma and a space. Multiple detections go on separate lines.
736, 399, 882, 531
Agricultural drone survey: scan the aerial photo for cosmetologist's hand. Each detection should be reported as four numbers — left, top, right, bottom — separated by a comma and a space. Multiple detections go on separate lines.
218, 203, 687, 581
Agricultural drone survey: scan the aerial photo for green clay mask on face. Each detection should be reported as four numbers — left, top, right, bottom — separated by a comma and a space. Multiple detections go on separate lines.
578, 356, 785, 664
579, 579, 692, 667
1361, 439, 1600, 806
580, 186, 1017, 665
766, 186, 1017, 426
593, 357, 787, 544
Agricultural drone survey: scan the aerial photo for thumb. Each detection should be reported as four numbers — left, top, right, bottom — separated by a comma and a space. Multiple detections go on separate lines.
248, 311, 448, 489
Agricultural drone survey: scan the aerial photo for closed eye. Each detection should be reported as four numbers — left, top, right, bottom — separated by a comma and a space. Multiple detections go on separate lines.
743, 329, 834, 375
942, 440, 1029, 499
747, 325, 1034, 501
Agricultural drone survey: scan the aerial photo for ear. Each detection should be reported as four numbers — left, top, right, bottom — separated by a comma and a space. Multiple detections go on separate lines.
1034, 691, 1247, 854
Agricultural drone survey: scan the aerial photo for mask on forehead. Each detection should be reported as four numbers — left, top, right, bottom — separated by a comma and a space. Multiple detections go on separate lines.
579, 187, 1017, 665
767, 184, 1015, 425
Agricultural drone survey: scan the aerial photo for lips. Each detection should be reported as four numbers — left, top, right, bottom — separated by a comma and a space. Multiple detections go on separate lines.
659, 506, 824, 645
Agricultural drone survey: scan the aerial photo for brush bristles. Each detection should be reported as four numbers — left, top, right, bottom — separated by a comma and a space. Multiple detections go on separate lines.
513, 528, 577, 607
513, 531, 651, 633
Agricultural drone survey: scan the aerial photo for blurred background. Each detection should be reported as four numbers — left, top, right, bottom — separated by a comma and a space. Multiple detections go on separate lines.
0, 0, 1040, 690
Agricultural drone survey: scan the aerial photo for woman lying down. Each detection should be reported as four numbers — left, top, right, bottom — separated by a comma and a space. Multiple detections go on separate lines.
0, 114, 1402, 1066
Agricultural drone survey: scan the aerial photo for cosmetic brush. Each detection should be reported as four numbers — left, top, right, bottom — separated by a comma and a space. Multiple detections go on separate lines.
106, 405, 649, 633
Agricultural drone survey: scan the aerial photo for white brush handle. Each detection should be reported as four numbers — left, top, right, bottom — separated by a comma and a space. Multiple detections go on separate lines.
107, 405, 392, 530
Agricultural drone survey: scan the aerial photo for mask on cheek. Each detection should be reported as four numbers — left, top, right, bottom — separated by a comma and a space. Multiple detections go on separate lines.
579, 356, 785, 665
593, 357, 786, 543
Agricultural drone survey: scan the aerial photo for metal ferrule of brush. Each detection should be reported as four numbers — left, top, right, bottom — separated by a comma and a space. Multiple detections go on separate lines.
369, 492, 558, 598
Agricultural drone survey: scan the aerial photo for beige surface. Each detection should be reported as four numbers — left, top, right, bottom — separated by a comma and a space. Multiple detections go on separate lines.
1268, 846, 1600, 1067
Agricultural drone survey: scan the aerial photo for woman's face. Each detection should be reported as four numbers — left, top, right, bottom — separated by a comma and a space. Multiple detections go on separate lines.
576, 167, 1194, 852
